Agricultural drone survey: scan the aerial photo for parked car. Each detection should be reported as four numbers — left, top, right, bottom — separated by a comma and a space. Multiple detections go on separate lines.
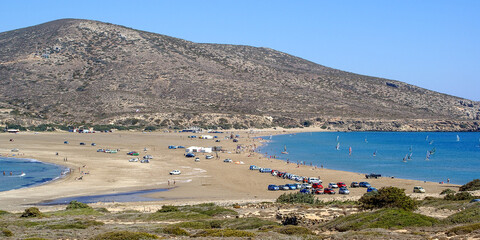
168, 145, 177, 149
365, 173, 382, 179
268, 184, 279, 191
169, 170, 181, 175
205, 155, 214, 159
312, 183, 323, 189
301, 183, 312, 189
285, 184, 297, 190
278, 185, 289, 190
328, 183, 339, 188
127, 151, 139, 156
308, 177, 322, 184
313, 189, 324, 194
185, 153, 195, 158
359, 182, 371, 188
259, 168, 272, 173
339, 187, 350, 195
249, 165, 260, 170
324, 188, 336, 194
97, 149, 105, 152
64, 141, 69, 144
79, 142, 85, 145
293, 183, 302, 189
177, 146, 185, 149
299, 188, 310, 194
223, 159, 232, 163
337, 182, 347, 188
350, 182, 360, 188
91, 143, 96, 146
367, 187, 378, 193
194, 157, 200, 162
413, 186, 425, 193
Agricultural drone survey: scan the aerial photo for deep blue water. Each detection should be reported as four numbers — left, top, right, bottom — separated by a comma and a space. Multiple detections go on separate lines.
0, 157, 68, 192
257, 132, 480, 185
38, 188, 168, 205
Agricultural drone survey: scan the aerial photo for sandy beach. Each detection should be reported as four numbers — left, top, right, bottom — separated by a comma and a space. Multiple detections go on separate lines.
0, 128, 460, 212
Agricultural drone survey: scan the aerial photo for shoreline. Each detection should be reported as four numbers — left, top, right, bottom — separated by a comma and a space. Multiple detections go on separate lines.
0, 129, 462, 212
0, 156, 71, 192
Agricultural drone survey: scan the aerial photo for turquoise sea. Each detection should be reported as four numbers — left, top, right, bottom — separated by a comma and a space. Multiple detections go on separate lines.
0, 157, 68, 192
257, 132, 480, 185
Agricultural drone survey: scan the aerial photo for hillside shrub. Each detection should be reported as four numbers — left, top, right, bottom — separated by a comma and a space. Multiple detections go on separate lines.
47, 219, 104, 229
358, 187, 417, 211
161, 226, 189, 236
0, 210, 10, 215
2, 229, 13, 237
276, 192, 320, 204
446, 222, 480, 235
323, 208, 438, 231
21, 207, 43, 218
459, 179, 480, 191
194, 229, 255, 238
440, 189, 456, 195
157, 205, 178, 212
66, 200, 91, 210
443, 207, 480, 224
275, 225, 314, 235
144, 126, 157, 131
444, 192, 473, 201
90, 231, 157, 240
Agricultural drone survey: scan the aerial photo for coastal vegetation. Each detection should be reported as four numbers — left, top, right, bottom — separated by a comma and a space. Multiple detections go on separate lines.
0, 199, 478, 239
358, 187, 417, 211
459, 179, 480, 191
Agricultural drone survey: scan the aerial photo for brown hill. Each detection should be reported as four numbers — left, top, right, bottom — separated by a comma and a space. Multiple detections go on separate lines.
0, 19, 478, 131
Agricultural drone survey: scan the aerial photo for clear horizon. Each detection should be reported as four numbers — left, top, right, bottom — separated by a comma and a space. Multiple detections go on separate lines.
1, 1, 479, 101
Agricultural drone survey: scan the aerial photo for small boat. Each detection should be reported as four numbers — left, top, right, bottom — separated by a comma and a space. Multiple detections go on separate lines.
403, 154, 408, 162
19, 172, 26, 177
336, 136, 339, 142
349, 147, 352, 155
407, 153, 413, 160
336, 142, 340, 150
429, 147, 436, 155
373, 150, 377, 157
429, 140, 434, 145
456, 135, 460, 142
281, 145, 288, 154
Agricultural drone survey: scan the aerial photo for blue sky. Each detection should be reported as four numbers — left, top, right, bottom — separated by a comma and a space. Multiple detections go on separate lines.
1, 1, 479, 100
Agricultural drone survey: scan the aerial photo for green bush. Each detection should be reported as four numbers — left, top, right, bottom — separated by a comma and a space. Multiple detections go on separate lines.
90, 231, 157, 240
21, 207, 43, 218
275, 225, 314, 235
446, 222, 480, 235
157, 205, 178, 212
66, 200, 91, 210
444, 192, 473, 201
459, 179, 480, 191
323, 208, 439, 231
440, 189, 456, 195
23, 238, 49, 240
0, 210, 10, 215
194, 229, 255, 238
2, 229, 13, 237
443, 207, 480, 224
161, 226, 189, 236
358, 187, 417, 211
144, 126, 157, 131
47, 219, 104, 229
276, 192, 319, 204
